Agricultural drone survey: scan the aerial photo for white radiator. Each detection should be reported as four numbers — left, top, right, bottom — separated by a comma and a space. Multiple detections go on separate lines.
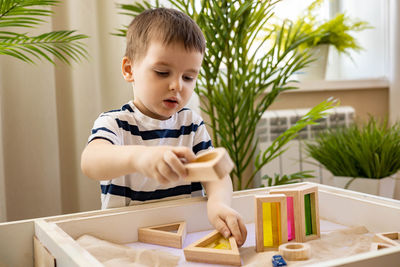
254, 106, 355, 187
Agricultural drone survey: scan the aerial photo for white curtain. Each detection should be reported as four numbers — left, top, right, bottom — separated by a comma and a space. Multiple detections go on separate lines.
390, 0, 400, 122
389, 0, 400, 199
0, 0, 134, 221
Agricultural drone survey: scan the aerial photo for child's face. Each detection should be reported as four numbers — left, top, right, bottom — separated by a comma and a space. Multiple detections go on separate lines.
123, 40, 203, 120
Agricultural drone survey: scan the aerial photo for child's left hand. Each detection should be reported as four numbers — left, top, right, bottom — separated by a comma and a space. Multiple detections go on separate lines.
207, 200, 247, 247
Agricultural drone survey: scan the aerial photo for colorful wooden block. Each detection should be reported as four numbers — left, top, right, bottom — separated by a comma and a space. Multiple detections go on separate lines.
270, 184, 320, 243
298, 185, 320, 242
183, 230, 241, 266
138, 221, 186, 248
373, 232, 400, 247
255, 194, 288, 252
185, 147, 234, 182
269, 188, 302, 242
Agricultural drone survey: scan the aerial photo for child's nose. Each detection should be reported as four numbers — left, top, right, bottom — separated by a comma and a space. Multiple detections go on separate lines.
169, 77, 183, 91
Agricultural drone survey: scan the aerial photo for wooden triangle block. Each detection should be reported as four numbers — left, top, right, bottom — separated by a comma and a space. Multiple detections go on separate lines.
185, 147, 234, 182
184, 230, 241, 266
138, 221, 186, 248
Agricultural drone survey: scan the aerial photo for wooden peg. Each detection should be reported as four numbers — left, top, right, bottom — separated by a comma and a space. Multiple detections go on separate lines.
138, 221, 186, 248
185, 147, 234, 182
184, 230, 241, 266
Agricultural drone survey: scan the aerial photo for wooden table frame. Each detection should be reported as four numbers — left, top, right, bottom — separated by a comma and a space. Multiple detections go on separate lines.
1, 183, 400, 267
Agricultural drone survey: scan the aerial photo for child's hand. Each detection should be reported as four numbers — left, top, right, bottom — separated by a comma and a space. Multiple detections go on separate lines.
207, 200, 247, 247
136, 146, 196, 184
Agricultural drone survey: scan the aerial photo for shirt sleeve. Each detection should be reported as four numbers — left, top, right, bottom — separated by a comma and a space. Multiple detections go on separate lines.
88, 114, 121, 145
192, 115, 213, 155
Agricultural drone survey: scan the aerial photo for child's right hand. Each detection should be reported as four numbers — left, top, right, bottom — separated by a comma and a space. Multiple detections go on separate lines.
135, 146, 196, 184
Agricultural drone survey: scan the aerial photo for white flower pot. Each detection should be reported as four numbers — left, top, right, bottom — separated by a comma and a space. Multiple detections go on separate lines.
332, 175, 397, 198
297, 44, 329, 81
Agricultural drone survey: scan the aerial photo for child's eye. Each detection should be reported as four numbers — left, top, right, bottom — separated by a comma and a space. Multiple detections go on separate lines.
155, 70, 169, 77
183, 75, 194, 82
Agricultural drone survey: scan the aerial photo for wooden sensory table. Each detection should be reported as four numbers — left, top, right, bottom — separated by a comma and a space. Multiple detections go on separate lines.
1, 182, 400, 266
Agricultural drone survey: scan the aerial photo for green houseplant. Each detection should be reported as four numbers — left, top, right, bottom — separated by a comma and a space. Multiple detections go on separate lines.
0, 0, 88, 64
306, 117, 400, 197
281, 0, 371, 80
115, 0, 337, 190
295, 0, 371, 55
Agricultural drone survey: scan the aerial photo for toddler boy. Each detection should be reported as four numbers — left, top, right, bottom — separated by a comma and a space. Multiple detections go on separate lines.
81, 8, 247, 246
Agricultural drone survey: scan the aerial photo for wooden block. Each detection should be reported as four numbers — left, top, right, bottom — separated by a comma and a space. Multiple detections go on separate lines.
138, 221, 186, 248
183, 230, 241, 266
185, 147, 234, 182
33, 236, 56, 267
373, 232, 400, 247
269, 188, 302, 242
255, 194, 288, 252
298, 184, 320, 242
270, 185, 320, 243
278, 242, 311, 261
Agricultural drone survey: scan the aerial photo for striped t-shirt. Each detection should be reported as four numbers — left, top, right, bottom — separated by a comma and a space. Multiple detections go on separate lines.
88, 101, 212, 209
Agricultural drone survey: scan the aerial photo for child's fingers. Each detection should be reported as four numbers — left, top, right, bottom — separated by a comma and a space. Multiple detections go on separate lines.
156, 159, 179, 182
237, 217, 247, 246
163, 150, 187, 179
213, 217, 231, 239
172, 147, 196, 162
154, 171, 169, 184
226, 216, 245, 247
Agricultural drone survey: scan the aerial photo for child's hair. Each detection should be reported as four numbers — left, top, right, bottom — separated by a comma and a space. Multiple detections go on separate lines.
125, 8, 206, 61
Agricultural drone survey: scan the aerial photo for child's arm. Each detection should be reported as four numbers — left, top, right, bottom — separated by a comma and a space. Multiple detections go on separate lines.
202, 176, 248, 247
81, 139, 196, 183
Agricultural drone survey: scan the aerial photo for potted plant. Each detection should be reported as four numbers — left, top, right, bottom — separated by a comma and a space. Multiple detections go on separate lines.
115, 0, 337, 190
305, 117, 400, 198
280, 0, 371, 80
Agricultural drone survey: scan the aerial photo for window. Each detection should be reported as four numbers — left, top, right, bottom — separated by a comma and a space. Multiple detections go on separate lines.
160, 0, 389, 80
274, 0, 389, 80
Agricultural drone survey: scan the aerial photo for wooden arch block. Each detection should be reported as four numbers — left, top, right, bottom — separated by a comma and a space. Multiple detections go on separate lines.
138, 221, 186, 248
255, 194, 288, 252
184, 230, 241, 266
185, 147, 234, 182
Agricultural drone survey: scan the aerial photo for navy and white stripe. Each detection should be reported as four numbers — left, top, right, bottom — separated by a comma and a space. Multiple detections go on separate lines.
88, 101, 212, 209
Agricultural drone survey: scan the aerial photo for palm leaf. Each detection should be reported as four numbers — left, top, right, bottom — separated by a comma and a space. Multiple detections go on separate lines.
0, 0, 58, 28
0, 30, 88, 64
0, 0, 88, 64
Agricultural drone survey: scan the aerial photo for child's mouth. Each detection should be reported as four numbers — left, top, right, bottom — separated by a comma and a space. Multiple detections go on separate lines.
163, 99, 178, 108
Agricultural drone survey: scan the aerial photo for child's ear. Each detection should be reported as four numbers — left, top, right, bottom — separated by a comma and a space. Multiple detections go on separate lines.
122, 56, 134, 82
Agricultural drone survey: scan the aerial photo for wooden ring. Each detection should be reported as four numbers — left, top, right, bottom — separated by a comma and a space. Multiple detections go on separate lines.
278, 242, 311, 261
